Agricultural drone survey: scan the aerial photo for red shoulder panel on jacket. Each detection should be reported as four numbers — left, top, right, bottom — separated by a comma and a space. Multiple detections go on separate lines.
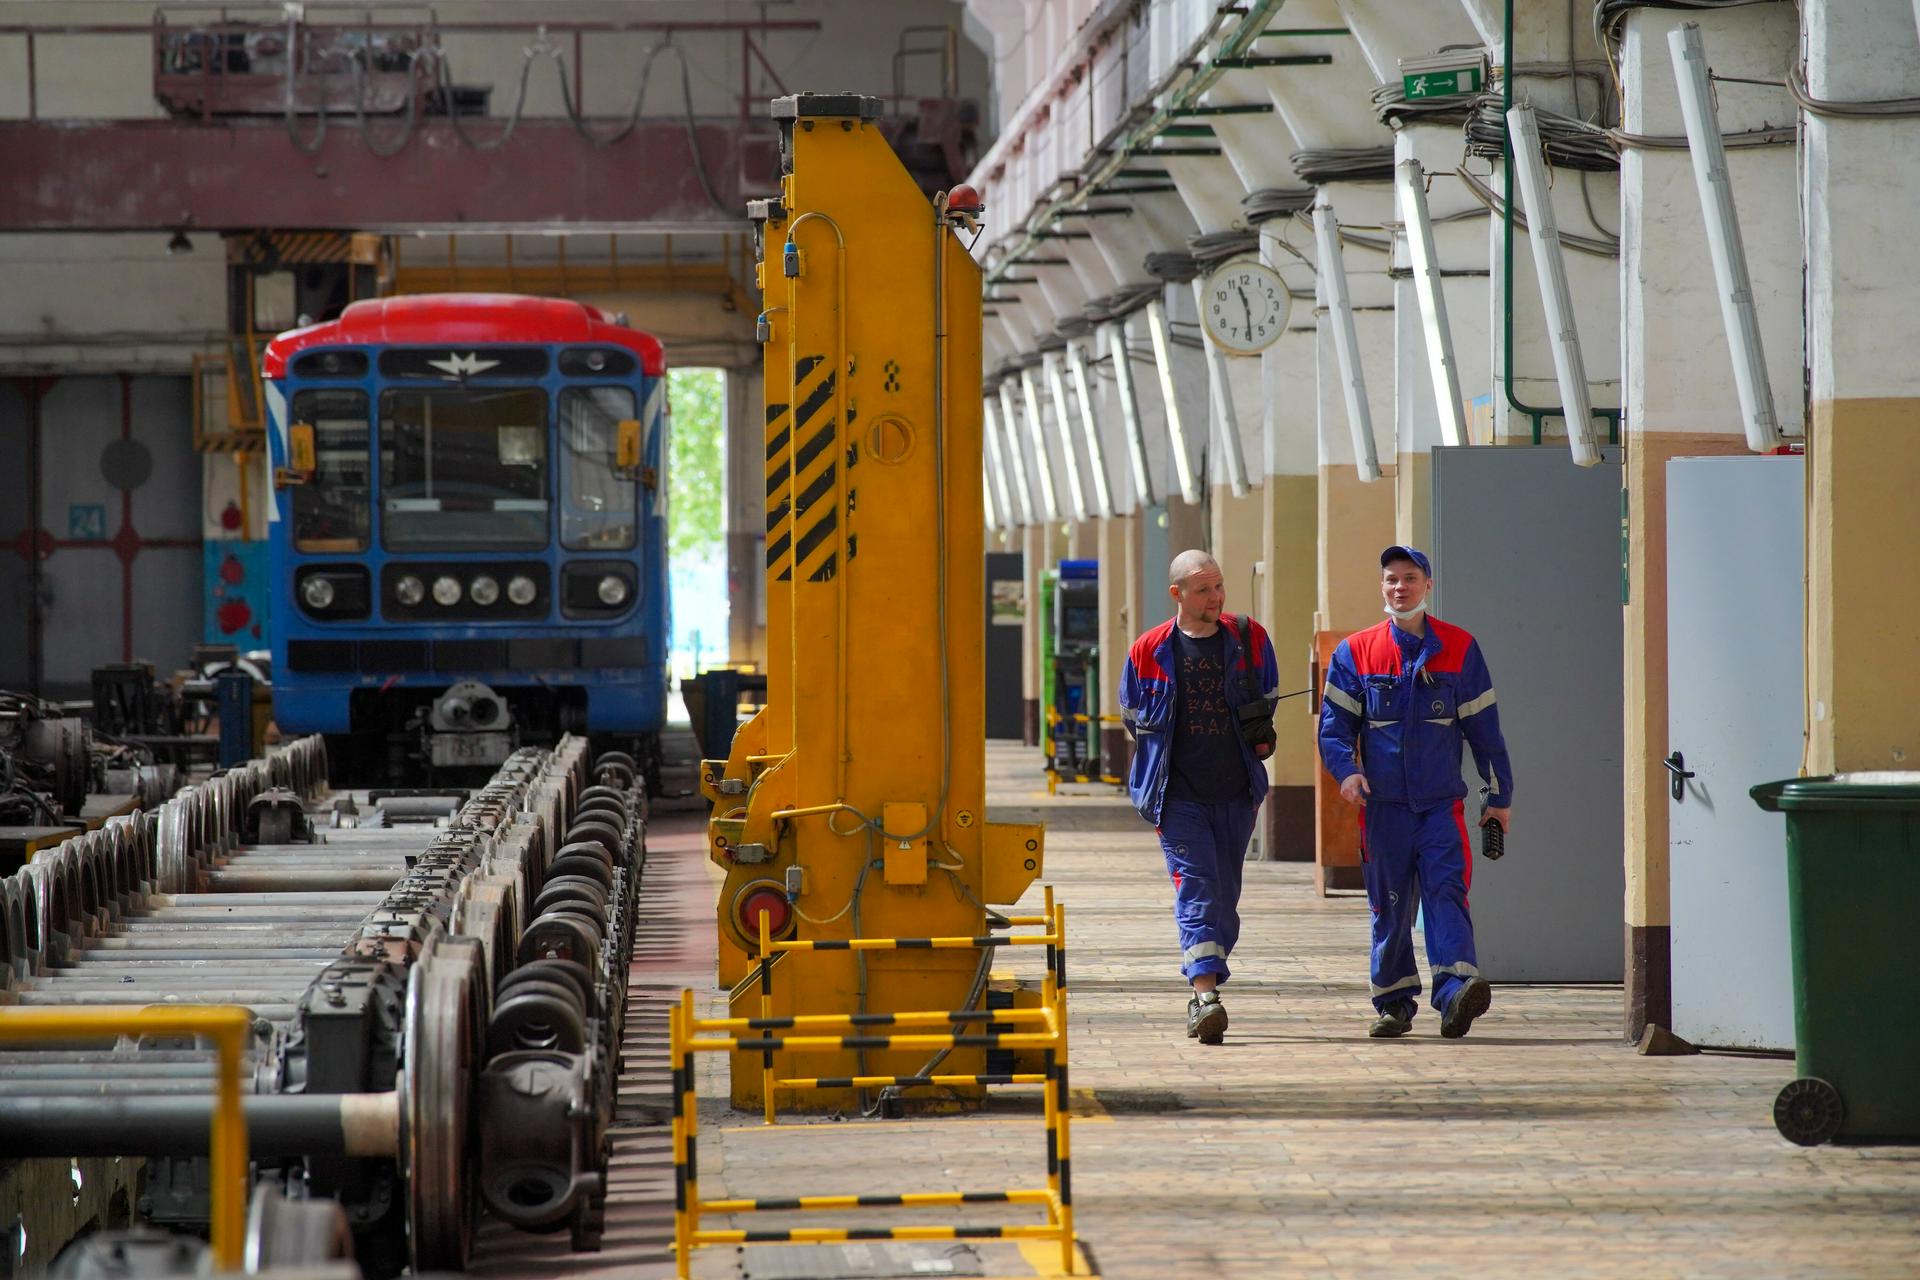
1130, 618, 1178, 682
1425, 617, 1475, 674
1346, 620, 1402, 676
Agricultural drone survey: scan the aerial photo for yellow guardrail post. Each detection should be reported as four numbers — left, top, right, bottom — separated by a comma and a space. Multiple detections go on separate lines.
0, 1005, 253, 1272
758, 909, 775, 1126
1052, 894, 1074, 1273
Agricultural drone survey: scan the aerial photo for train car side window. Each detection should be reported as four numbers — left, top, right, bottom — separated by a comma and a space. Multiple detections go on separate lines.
289, 388, 371, 553
559, 386, 639, 551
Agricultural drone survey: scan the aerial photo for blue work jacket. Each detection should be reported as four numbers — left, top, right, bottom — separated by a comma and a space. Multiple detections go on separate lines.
1317, 616, 1513, 811
1118, 614, 1279, 827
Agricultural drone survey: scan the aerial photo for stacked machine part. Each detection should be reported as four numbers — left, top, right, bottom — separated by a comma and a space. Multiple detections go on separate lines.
699, 93, 1046, 1114
0, 735, 647, 1277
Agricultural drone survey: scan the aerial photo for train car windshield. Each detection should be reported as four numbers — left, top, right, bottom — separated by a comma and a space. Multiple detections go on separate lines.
379, 387, 548, 551
559, 386, 639, 551
290, 388, 372, 553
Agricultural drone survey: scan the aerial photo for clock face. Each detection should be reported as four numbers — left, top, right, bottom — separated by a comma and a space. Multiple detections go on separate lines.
1202, 260, 1288, 355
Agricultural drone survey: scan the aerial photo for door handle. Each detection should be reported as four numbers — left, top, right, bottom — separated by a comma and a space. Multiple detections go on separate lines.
1663, 751, 1696, 803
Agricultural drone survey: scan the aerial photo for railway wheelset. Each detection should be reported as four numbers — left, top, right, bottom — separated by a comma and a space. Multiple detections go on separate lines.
0, 736, 649, 1276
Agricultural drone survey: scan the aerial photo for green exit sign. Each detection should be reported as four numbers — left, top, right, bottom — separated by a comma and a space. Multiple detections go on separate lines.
1403, 67, 1483, 99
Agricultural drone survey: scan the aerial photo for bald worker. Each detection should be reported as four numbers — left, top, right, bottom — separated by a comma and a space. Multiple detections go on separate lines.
1118, 550, 1279, 1044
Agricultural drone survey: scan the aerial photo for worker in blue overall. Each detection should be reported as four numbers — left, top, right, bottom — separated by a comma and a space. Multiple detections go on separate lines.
1119, 550, 1279, 1044
1317, 546, 1513, 1039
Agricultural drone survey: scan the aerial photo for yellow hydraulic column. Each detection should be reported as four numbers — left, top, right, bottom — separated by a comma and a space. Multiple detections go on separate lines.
706, 198, 797, 990
710, 94, 1044, 1113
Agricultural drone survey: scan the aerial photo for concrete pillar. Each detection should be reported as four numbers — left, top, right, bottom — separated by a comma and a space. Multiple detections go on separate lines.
1208, 485, 1264, 608
1096, 513, 1134, 777
1330, 0, 1491, 548
1393, 125, 1492, 546
1164, 496, 1205, 563
1020, 522, 1043, 746
1024, 520, 1070, 756
1312, 183, 1398, 634
1258, 316, 1321, 861
724, 366, 766, 667
1617, 2, 1802, 1039
1483, 0, 1622, 447
1803, 0, 1920, 774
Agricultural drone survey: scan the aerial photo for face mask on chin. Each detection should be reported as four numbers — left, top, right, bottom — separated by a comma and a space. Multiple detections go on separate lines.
1384, 600, 1428, 623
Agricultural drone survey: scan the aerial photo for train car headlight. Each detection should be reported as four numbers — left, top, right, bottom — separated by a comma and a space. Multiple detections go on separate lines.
597, 574, 629, 607
468, 575, 500, 606
507, 574, 538, 606
301, 576, 336, 610
432, 575, 462, 607
394, 575, 426, 606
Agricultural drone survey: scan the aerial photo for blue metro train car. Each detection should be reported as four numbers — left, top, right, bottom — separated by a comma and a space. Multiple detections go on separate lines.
262, 293, 669, 786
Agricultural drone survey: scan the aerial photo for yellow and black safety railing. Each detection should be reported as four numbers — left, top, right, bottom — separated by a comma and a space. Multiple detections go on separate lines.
0, 1005, 253, 1272
1044, 709, 1127, 793
669, 888, 1077, 1275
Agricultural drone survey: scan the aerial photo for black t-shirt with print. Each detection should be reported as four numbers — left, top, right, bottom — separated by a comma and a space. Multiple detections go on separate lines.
1165, 626, 1248, 805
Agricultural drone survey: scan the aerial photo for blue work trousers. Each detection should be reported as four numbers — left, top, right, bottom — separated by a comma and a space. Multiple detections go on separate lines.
1157, 798, 1259, 983
1361, 800, 1480, 1016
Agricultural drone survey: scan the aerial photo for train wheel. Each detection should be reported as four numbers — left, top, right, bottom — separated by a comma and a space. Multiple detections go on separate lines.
404, 935, 488, 1272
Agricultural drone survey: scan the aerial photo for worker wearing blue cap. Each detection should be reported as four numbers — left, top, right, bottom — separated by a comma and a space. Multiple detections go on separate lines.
1316, 546, 1513, 1038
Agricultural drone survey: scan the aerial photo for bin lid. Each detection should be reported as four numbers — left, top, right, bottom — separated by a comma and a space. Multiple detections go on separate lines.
1752, 772, 1920, 812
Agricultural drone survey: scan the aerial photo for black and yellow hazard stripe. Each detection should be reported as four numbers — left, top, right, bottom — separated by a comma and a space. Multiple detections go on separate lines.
787, 353, 840, 582
721, 1030, 1058, 1053
771, 933, 1051, 952
777, 1073, 1047, 1089
695, 1224, 1063, 1244
230, 231, 356, 266
704, 1008, 1050, 1032
701, 1189, 1051, 1213
764, 399, 793, 582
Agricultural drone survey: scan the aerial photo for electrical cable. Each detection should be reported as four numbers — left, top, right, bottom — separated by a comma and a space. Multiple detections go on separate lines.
1453, 167, 1622, 257
1787, 60, 1920, 119
350, 47, 425, 159
1289, 146, 1395, 184
1467, 94, 1621, 171
1144, 250, 1199, 283
1189, 229, 1260, 265
1241, 187, 1315, 225
433, 42, 540, 153
282, 12, 332, 155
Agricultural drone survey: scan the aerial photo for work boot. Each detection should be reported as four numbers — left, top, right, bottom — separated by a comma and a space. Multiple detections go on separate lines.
1186, 990, 1228, 1044
1440, 977, 1493, 1039
1368, 1002, 1415, 1039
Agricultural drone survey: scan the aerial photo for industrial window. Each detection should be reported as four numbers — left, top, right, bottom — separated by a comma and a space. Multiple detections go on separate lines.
559, 386, 639, 551
378, 387, 548, 552
289, 388, 371, 553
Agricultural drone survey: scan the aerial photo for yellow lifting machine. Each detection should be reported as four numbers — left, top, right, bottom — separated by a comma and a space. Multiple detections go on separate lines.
701, 93, 1048, 1116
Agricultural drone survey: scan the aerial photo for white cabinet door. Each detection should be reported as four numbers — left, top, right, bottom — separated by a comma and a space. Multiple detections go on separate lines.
1666, 455, 1802, 1050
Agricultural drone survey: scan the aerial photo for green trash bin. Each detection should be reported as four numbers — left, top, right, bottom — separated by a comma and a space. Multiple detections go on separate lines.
1752, 773, 1920, 1145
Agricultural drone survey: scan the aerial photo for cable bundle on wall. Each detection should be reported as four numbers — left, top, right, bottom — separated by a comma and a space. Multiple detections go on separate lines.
1083, 282, 1163, 323
1189, 229, 1260, 265
1144, 250, 1200, 283
1467, 94, 1620, 171
1241, 187, 1316, 225
1372, 80, 1478, 128
1290, 146, 1396, 184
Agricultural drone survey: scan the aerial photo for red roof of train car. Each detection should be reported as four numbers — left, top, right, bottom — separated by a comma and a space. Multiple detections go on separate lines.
263, 293, 666, 377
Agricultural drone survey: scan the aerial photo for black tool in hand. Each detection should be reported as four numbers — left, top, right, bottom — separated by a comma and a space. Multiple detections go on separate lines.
1479, 816, 1505, 861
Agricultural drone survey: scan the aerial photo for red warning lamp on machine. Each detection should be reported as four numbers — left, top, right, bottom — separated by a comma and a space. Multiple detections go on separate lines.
733, 880, 794, 946
942, 184, 985, 232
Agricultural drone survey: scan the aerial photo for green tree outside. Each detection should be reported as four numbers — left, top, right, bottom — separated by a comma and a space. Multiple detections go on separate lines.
667, 367, 724, 561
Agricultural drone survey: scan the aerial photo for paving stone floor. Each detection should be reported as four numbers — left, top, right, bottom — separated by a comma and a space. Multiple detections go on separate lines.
553, 743, 1920, 1280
